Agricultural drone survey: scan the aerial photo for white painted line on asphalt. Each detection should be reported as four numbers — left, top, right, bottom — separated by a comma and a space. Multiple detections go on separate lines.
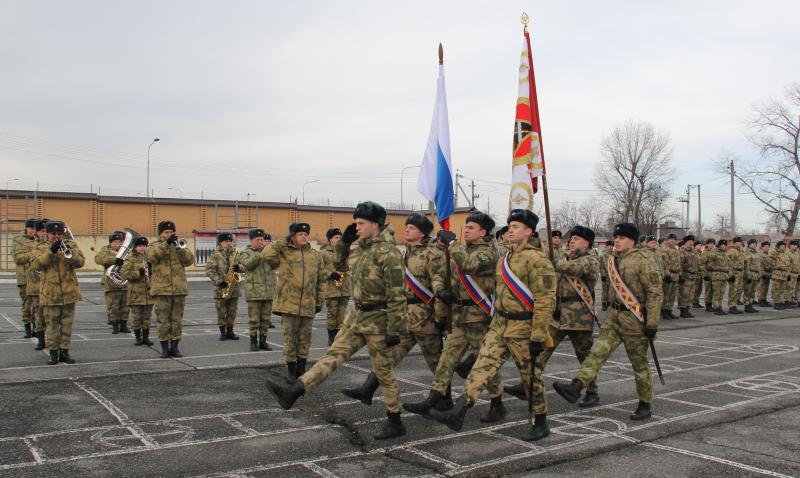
21, 437, 44, 464
302, 461, 342, 478
402, 445, 460, 469
72, 380, 157, 448
641, 442, 795, 478
0, 312, 22, 331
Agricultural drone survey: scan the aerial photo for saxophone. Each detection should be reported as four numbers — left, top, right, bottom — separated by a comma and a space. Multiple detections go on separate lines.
221, 247, 241, 299
334, 271, 347, 288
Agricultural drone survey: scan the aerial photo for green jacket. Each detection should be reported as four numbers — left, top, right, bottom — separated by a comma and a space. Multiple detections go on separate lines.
606, 247, 663, 336
789, 249, 800, 275
120, 251, 151, 305
680, 247, 699, 281
761, 250, 774, 278
145, 239, 195, 296
771, 249, 790, 281
263, 239, 325, 318
744, 248, 762, 282
553, 248, 599, 331
94, 244, 128, 292
321, 244, 352, 298
727, 246, 745, 273
25, 238, 48, 296
33, 239, 85, 306
238, 244, 276, 301
707, 248, 731, 281
205, 245, 241, 299
402, 239, 446, 334
447, 238, 497, 326
334, 225, 406, 336
12, 233, 35, 286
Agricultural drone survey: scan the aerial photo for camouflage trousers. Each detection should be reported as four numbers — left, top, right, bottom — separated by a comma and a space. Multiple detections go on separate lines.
662, 280, 677, 310
541, 326, 597, 394
281, 314, 313, 362
325, 297, 348, 331
392, 331, 443, 373
105, 290, 130, 324
431, 322, 502, 397
152, 295, 186, 341
757, 277, 771, 302
677, 277, 697, 308
18, 285, 33, 324
43, 304, 75, 351
771, 279, 787, 304
789, 276, 798, 301
29, 295, 45, 333
694, 276, 703, 304
742, 279, 758, 306
601, 279, 610, 305
704, 278, 713, 306
130, 304, 153, 329
728, 272, 744, 307
214, 297, 238, 327
247, 300, 272, 337
575, 326, 654, 403
712, 279, 727, 309
300, 331, 401, 413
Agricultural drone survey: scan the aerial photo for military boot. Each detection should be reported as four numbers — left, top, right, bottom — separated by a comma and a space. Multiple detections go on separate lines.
119, 321, 130, 333
668, 309, 679, 319
134, 329, 143, 346
266, 376, 305, 409
479, 396, 507, 423
553, 379, 583, 404
286, 362, 297, 382
268, 321, 275, 328
714, 308, 728, 316
59, 349, 75, 364
744, 304, 757, 313
48, 350, 59, 365
225, 326, 239, 340
435, 385, 454, 411
504, 382, 527, 401
578, 390, 600, 408
296, 358, 307, 378
142, 328, 154, 346
250, 335, 258, 352
692, 302, 703, 309
160, 341, 170, 358
679, 308, 691, 318
728, 306, 742, 315
112, 322, 120, 334
35, 331, 45, 351
341, 372, 379, 405
218, 326, 227, 341
258, 334, 272, 351
521, 413, 550, 441
705, 303, 714, 312
327, 329, 338, 346
630, 401, 652, 420
374, 412, 406, 440
403, 389, 446, 418
169, 340, 182, 358
24, 323, 33, 338
455, 353, 477, 379
775, 303, 785, 310
430, 395, 472, 431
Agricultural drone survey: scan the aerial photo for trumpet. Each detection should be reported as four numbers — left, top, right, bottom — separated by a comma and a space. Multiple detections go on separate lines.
176, 238, 188, 249
143, 258, 150, 286
60, 224, 74, 259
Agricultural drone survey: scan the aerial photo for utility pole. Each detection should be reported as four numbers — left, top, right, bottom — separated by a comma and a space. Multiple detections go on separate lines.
677, 195, 688, 229
729, 160, 736, 236
696, 184, 701, 239
454, 170, 460, 207
686, 184, 691, 233
469, 180, 479, 209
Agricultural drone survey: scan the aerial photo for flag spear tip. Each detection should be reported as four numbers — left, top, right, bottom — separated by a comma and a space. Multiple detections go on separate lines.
521, 12, 529, 32
438, 43, 443, 64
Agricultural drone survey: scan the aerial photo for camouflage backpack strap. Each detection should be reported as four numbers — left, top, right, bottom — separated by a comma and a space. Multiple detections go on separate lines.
607, 255, 644, 323
565, 275, 597, 318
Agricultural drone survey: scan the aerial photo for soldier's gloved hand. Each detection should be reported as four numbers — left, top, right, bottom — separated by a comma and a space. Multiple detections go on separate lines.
663, 275, 672, 284
704, 275, 710, 281
436, 289, 457, 305
50, 240, 62, 253
233, 264, 242, 273
315, 305, 322, 314
167, 235, 178, 246
219, 281, 228, 290
762, 274, 770, 279
727, 275, 735, 283
600, 277, 607, 283
528, 341, 545, 359
329, 271, 342, 281
139, 268, 145, 277
384, 335, 400, 347
437, 230, 457, 245
342, 223, 358, 244
644, 327, 658, 340
114, 258, 125, 267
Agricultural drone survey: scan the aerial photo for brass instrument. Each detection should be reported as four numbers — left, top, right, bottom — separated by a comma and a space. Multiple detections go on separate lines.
143, 258, 151, 286
176, 238, 188, 249
221, 247, 242, 299
333, 271, 347, 288
105, 229, 138, 287
60, 224, 75, 259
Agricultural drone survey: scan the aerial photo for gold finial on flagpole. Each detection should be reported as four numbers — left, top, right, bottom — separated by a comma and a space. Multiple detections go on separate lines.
438, 43, 443, 65
521, 12, 529, 32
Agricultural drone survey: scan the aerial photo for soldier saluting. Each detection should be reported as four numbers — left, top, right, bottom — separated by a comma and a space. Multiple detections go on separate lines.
237, 228, 276, 351
205, 232, 242, 341
553, 222, 662, 420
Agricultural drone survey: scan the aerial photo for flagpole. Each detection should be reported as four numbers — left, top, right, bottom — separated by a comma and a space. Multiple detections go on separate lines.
437, 42, 455, 334
522, 14, 554, 261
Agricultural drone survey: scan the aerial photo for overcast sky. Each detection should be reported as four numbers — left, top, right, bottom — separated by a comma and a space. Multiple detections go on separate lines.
2, 0, 798, 231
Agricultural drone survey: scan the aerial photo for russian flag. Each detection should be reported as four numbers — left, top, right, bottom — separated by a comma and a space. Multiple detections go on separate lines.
417, 48, 455, 231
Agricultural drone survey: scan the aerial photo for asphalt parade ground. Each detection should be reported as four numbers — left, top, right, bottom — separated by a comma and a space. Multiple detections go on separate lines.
1, 280, 799, 477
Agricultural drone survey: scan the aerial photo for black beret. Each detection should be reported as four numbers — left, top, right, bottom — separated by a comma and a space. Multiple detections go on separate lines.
495, 226, 509, 240
612, 223, 639, 242
551, 230, 562, 238
466, 211, 495, 233
217, 232, 233, 243
732, 236, 743, 244
776, 241, 786, 248
353, 201, 387, 226
569, 225, 595, 247
289, 222, 310, 235
249, 228, 266, 240
157, 220, 176, 234
133, 236, 149, 247
667, 233, 677, 240
658, 238, 666, 245
683, 235, 695, 243
326, 228, 342, 240
25, 218, 36, 228
717, 239, 728, 247
405, 213, 434, 237
45, 220, 65, 234
747, 238, 758, 245
647, 235, 657, 242
761, 241, 771, 247
705, 238, 716, 245
791, 240, 800, 246
109, 231, 125, 243
605, 239, 614, 246
263, 233, 272, 241
35, 218, 50, 231
507, 209, 538, 230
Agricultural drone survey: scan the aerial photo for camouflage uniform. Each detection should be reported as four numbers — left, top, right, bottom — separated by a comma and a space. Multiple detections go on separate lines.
700, 246, 716, 307
262, 239, 326, 362
462, 240, 556, 415
33, 239, 85, 351
205, 245, 241, 328
694, 246, 705, 306
727, 245, 745, 308
659, 243, 681, 312
709, 248, 731, 310
757, 249, 773, 303
599, 246, 614, 308
146, 239, 195, 341
743, 247, 762, 307
678, 246, 699, 308
430, 238, 501, 398
575, 247, 662, 403
120, 251, 152, 330
771, 248, 790, 305
238, 244, 276, 338
790, 247, 800, 302
94, 244, 131, 326
12, 232, 35, 327
27, 238, 48, 335
320, 243, 351, 332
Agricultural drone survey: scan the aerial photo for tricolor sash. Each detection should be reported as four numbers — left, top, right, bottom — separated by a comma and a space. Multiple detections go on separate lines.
565, 276, 597, 318
607, 256, 645, 323
404, 267, 434, 304
455, 264, 494, 317
500, 253, 535, 311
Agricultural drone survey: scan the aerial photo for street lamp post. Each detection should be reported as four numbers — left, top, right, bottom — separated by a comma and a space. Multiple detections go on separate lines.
400, 165, 421, 210
302, 179, 319, 205
146, 138, 160, 199
167, 187, 183, 199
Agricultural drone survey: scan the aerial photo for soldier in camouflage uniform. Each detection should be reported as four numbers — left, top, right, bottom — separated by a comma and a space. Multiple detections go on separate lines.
757, 241, 773, 306
599, 240, 614, 311
692, 241, 705, 308
726, 237, 746, 313
262, 222, 326, 380
742, 239, 762, 313
709, 239, 732, 315
430, 209, 556, 441
677, 235, 698, 318
772, 242, 790, 309
147, 220, 195, 359
546, 229, 565, 264
205, 232, 242, 341
120, 237, 153, 346
33, 221, 85, 365
659, 234, 681, 320
496, 226, 510, 258
237, 228, 275, 352
404, 212, 503, 422
342, 212, 446, 405
94, 231, 131, 334
266, 201, 409, 440
321, 228, 351, 345
12, 218, 36, 338
554, 222, 662, 421
789, 241, 800, 306
701, 239, 716, 311
26, 219, 50, 350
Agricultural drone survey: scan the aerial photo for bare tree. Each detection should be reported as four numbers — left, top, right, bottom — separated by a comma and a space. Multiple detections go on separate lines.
725, 83, 800, 235
552, 201, 581, 232
594, 119, 676, 230
712, 213, 730, 237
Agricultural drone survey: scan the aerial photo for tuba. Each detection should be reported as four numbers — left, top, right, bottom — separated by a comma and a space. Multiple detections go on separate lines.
221, 247, 242, 299
105, 229, 138, 287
